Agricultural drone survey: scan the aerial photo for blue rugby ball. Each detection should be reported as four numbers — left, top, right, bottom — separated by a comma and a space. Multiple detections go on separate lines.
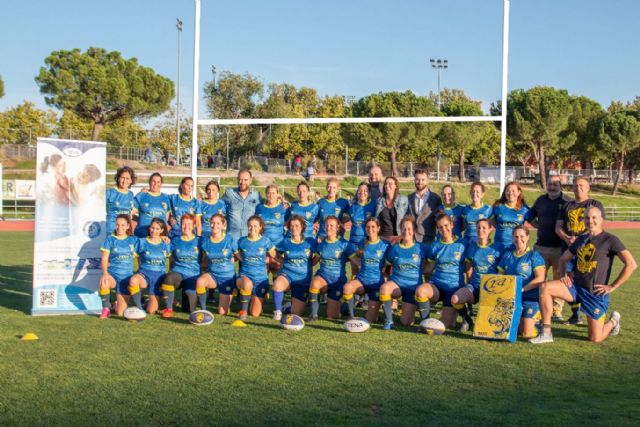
280, 314, 305, 331
419, 318, 446, 335
189, 310, 214, 326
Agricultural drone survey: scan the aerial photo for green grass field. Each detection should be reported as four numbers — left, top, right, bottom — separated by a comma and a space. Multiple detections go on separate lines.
1, 230, 640, 426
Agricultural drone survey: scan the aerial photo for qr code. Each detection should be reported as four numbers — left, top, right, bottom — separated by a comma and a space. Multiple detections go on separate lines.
38, 289, 57, 307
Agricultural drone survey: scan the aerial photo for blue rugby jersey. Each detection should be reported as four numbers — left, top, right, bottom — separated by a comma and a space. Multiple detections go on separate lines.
493, 203, 531, 249
101, 234, 138, 277
461, 204, 493, 243
437, 203, 465, 239
137, 238, 171, 273
316, 237, 353, 283
169, 194, 201, 237
317, 197, 349, 238
427, 239, 467, 291
200, 198, 227, 236
354, 238, 390, 286
199, 233, 237, 279
344, 200, 377, 245
105, 188, 138, 234
465, 241, 502, 289
170, 235, 201, 278
498, 247, 545, 300
387, 242, 427, 288
276, 237, 318, 283
256, 202, 286, 246
134, 192, 171, 237
286, 201, 319, 239
237, 235, 274, 282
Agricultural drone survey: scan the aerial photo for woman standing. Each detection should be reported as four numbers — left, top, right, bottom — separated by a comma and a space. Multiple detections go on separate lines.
129, 218, 171, 314
343, 217, 390, 323
105, 166, 137, 235
437, 184, 464, 239
255, 184, 286, 248
497, 226, 546, 338
272, 215, 319, 320
317, 178, 349, 241
286, 182, 319, 239
461, 182, 493, 244
196, 214, 238, 315
169, 177, 202, 238
236, 216, 277, 320
492, 182, 531, 252
200, 180, 227, 238
379, 216, 427, 329
344, 182, 377, 248
133, 173, 171, 238
99, 214, 138, 318
376, 176, 408, 244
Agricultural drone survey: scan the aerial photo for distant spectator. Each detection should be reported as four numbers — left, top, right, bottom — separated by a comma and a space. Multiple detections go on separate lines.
144, 144, 152, 162
293, 154, 302, 174
304, 161, 315, 182
207, 154, 213, 168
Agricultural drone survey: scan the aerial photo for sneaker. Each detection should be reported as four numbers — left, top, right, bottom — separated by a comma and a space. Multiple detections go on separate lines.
307, 315, 319, 323
529, 332, 554, 344
610, 311, 621, 336
161, 308, 174, 318
563, 313, 583, 325
551, 314, 565, 322
238, 310, 247, 321
458, 319, 473, 333
273, 310, 282, 321
383, 321, 394, 331
99, 307, 110, 319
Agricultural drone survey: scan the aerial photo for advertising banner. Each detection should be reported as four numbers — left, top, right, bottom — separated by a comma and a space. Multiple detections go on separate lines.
32, 138, 106, 315
473, 274, 522, 343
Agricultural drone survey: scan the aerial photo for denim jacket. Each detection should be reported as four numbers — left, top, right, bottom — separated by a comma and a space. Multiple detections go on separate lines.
375, 194, 409, 235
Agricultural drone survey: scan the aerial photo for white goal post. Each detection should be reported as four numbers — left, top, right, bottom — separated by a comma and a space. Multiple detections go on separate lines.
190, 0, 510, 191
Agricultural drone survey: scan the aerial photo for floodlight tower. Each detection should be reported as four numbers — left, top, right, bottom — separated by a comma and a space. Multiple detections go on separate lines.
430, 58, 448, 181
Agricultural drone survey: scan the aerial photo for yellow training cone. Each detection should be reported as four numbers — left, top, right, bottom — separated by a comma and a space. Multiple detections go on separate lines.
231, 320, 247, 328
21, 333, 39, 341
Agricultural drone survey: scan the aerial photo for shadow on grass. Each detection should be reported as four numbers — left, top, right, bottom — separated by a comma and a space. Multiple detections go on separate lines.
0, 264, 32, 314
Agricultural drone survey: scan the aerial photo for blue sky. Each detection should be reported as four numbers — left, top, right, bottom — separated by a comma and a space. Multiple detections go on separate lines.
1, 0, 638, 119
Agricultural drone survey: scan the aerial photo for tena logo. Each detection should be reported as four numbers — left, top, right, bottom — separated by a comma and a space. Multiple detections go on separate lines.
62, 147, 82, 157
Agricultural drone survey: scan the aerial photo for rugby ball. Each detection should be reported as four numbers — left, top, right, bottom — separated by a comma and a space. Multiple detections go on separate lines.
123, 306, 147, 322
343, 317, 370, 333
189, 310, 214, 326
280, 314, 305, 331
419, 318, 446, 335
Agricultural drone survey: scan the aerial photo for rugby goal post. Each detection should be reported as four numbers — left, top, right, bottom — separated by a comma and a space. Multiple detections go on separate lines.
190, 0, 510, 192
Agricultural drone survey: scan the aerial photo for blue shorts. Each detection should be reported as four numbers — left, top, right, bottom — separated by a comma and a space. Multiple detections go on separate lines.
139, 270, 165, 296
522, 300, 541, 319
399, 286, 417, 305
239, 274, 269, 299
576, 286, 608, 321
316, 272, 345, 301
278, 272, 310, 289
209, 274, 237, 295
363, 286, 381, 302
180, 275, 198, 293
291, 284, 308, 302
111, 272, 131, 295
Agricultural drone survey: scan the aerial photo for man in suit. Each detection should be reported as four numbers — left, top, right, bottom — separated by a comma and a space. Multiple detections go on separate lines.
407, 169, 441, 243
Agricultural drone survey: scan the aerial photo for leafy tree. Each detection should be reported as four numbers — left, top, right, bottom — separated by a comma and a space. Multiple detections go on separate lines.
562, 96, 605, 167
0, 101, 57, 144
204, 71, 263, 158
35, 47, 174, 141
439, 94, 486, 182
0, 75, 4, 98
57, 109, 94, 140
348, 91, 440, 177
597, 112, 640, 195
506, 86, 573, 188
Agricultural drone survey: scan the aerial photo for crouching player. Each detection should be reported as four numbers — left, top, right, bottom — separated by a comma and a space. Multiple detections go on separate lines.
451, 218, 501, 331
379, 216, 428, 330
99, 214, 139, 318
308, 216, 352, 320
160, 214, 200, 318
196, 214, 238, 315
415, 214, 469, 330
343, 217, 390, 323
531, 205, 637, 344
497, 226, 545, 338
236, 216, 276, 320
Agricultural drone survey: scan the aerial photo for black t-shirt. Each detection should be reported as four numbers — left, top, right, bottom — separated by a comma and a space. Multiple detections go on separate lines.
379, 206, 397, 237
569, 231, 625, 292
558, 198, 605, 237
530, 193, 568, 247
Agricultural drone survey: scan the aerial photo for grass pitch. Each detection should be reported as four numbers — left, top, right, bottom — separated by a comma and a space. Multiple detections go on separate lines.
1, 230, 639, 426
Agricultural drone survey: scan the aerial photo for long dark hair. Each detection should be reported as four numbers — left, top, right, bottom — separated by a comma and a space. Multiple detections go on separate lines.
115, 166, 136, 188
494, 181, 525, 210
383, 176, 399, 202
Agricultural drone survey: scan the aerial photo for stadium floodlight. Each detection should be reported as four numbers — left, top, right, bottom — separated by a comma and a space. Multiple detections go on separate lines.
430, 57, 448, 181
176, 17, 183, 165
190, 0, 511, 192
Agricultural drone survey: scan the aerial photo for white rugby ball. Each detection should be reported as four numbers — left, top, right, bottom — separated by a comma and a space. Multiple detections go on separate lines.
343, 317, 370, 333
280, 314, 305, 331
189, 310, 214, 326
419, 318, 446, 335
123, 306, 147, 322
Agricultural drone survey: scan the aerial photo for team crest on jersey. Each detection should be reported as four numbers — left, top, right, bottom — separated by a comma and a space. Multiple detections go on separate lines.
335, 250, 342, 258
376, 250, 383, 257
144, 203, 149, 207
305, 212, 312, 219
517, 214, 523, 221
189, 208, 194, 214
454, 251, 462, 260
162, 202, 168, 210
334, 208, 340, 215
259, 248, 265, 254
176, 249, 181, 253
305, 249, 311, 256
222, 249, 228, 256
115, 201, 120, 206
487, 254, 495, 263
479, 214, 485, 219
365, 212, 371, 218
412, 254, 420, 262
521, 262, 530, 273
275, 213, 281, 219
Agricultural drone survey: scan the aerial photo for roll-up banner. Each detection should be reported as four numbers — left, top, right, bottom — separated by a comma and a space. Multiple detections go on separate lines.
473, 274, 523, 343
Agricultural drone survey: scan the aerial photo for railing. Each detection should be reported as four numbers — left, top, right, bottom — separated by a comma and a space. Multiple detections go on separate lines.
604, 207, 640, 222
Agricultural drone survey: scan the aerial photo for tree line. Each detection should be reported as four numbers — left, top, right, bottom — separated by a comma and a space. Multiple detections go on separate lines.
0, 47, 639, 194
